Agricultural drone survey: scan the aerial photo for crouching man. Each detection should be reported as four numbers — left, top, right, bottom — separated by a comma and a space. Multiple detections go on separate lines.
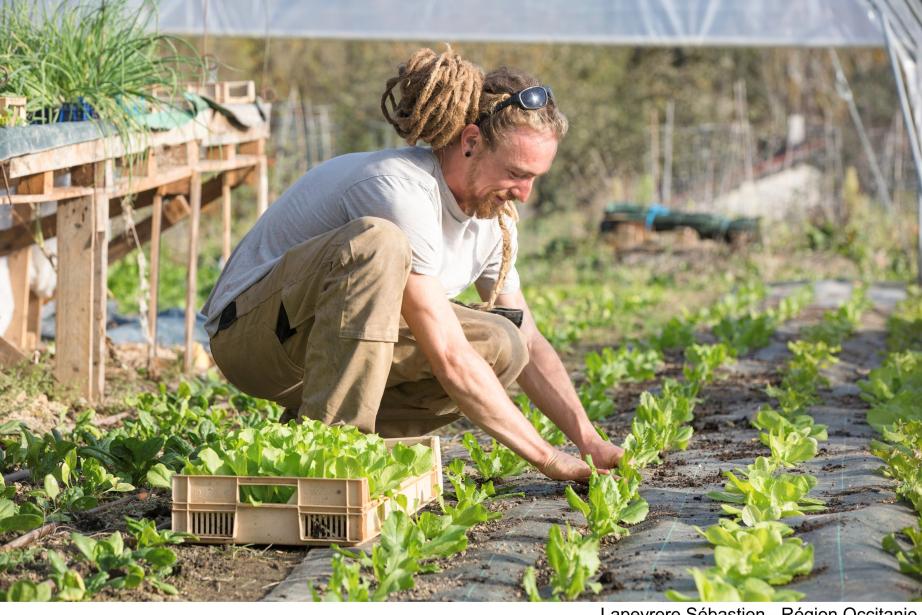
202, 46, 622, 481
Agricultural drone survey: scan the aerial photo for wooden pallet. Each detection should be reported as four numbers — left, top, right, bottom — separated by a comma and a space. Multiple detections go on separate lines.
0, 103, 271, 399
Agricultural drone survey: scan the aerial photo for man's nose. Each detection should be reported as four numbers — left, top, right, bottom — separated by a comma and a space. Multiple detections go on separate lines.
512, 178, 535, 202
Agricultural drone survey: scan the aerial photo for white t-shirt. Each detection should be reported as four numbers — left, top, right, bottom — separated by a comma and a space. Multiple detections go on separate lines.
201, 146, 520, 336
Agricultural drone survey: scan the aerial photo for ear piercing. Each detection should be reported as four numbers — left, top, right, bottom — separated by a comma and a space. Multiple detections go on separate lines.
465, 151, 472, 157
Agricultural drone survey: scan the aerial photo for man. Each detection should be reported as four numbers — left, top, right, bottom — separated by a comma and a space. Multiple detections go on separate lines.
203, 47, 623, 481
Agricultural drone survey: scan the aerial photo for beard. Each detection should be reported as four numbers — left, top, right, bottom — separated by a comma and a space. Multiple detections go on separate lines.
464, 153, 513, 219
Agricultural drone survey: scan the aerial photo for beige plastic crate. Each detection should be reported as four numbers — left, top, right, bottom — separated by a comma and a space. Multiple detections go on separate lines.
171, 436, 442, 546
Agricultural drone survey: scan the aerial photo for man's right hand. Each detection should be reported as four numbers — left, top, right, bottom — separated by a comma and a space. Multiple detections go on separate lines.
538, 449, 600, 482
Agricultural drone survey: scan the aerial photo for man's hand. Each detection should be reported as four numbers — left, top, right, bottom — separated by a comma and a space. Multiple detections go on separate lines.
538, 450, 599, 482
580, 439, 625, 470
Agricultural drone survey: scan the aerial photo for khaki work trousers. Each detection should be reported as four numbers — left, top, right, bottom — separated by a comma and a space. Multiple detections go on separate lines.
210, 217, 530, 437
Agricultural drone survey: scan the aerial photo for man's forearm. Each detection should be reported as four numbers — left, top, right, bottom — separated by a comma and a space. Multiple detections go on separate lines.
434, 345, 558, 468
516, 333, 601, 452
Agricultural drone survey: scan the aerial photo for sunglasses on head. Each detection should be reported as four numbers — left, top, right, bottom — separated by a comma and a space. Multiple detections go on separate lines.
477, 85, 553, 124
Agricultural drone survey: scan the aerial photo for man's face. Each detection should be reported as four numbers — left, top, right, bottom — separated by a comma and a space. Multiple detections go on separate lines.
461, 126, 558, 219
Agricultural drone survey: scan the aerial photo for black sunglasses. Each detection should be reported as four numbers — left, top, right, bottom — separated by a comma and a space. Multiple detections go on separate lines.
478, 85, 553, 123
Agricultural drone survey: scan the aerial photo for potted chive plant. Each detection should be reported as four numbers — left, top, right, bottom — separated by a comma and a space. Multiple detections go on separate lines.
0, 0, 203, 129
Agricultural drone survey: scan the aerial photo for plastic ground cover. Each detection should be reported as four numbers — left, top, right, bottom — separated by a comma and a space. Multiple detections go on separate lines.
265, 281, 921, 602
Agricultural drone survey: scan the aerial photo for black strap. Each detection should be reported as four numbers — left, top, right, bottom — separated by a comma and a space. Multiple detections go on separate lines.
217, 301, 237, 331
275, 302, 297, 343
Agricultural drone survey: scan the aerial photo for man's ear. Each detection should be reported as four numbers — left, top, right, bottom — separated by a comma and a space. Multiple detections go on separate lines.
460, 124, 481, 154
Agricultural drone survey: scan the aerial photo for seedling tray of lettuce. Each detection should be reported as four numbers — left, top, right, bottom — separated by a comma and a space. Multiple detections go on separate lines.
171, 420, 442, 547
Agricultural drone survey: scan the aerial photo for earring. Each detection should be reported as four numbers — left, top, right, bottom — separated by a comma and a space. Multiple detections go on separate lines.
464, 151, 472, 158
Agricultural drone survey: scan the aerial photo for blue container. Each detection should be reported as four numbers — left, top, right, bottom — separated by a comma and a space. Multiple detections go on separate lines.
57, 97, 97, 122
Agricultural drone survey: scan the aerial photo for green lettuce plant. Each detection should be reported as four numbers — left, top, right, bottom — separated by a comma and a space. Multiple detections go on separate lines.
523, 524, 601, 601
564, 460, 648, 538
461, 433, 529, 480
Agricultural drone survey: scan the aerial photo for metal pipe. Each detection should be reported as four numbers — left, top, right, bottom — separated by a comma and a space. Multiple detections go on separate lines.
880, 8, 922, 283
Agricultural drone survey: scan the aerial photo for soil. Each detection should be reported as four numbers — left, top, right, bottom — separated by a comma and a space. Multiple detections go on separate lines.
2, 281, 918, 601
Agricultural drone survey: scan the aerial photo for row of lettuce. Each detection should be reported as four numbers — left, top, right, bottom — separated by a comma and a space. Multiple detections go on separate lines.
666, 286, 870, 601
518, 282, 817, 600
863, 288, 922, 584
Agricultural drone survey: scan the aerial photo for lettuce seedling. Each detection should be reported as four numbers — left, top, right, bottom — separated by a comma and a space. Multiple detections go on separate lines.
565, 460, 648, 538
310, 553, 372, 602
858, 351, 922, 404
666, 568, 803, 602
882, 519, 922, 578
461, 433, 529, 480
683, 342, 734, 386
515, 395, 566, 446
709, 457, 825, 525
524, 524, 601, 601
752, 407, 828, 443
698, 519, 813, 585
766, 431, 819, 468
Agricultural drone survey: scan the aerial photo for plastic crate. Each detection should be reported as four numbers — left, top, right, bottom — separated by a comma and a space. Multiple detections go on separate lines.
171, 436, 442, 546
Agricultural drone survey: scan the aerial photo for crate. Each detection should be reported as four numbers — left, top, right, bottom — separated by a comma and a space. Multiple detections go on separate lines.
186, 80, 256, 105
171, 436, 442, 546
0, 96, 27, 126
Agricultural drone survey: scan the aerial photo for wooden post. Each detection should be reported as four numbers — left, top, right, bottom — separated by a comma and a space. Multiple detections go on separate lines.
221, 170, 233, 266
648, 108, 660, 203
240, 140, 268, 216
91, 161, 111, 400
662, 100, 675, 205
148, 192, 163, 371
26, 292, 42, 350
7, 172, 50, 350
184, 141, 201, 373
54, 195, 96, 398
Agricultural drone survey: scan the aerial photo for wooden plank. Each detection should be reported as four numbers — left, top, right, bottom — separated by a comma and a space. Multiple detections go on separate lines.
5, 174, 46, 349
222, 171, 233, 266
26, 292, 42, 351
0, 336, 27, 367
184, 141, 201, 374
54, 196, 95, 398
239, 140, 268, 215
6, 114, 210, 179
2, 186, 95, 204
6, 205, 32, 349
91, 161, 110, 400
148, 193, 163, 371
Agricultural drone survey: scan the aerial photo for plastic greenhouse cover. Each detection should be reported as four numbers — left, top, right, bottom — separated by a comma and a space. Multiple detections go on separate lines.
138, 0, 887, 47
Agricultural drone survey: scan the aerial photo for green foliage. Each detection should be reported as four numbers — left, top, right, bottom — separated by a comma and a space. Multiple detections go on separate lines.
666, 568, 804, 602
310, 554, 372, 602
632, 384, 696, 453
765, 431, 818, 468
888, 286, 922, 351
683, 342, 734, 386
708, 457, 825, 525
335, 509, 473, 600
870, 420, 922, 515
753, 407, 828, 445
697, 519, 813, 586
883, 519, 922, 579
184, 419, 434, 501
524, 525, 601, 602
461, 433, 529, 480
584, 345, 663, 386
564, 460, 647, 538
651, 315, 697, 352
713, 313, 776, 357
515, 395, 566, 446
1, 0, 203, 129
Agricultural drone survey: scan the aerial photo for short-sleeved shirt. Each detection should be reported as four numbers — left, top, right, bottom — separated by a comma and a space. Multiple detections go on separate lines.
201, 146, 520, 336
